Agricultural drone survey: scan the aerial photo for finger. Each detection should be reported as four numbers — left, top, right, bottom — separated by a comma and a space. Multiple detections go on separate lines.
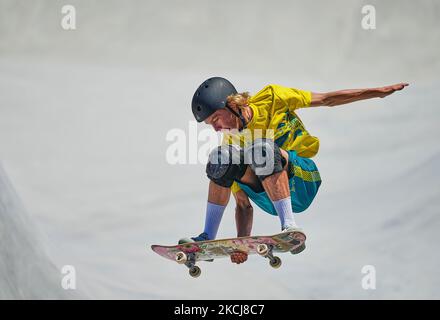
399, 83, 409, 89
396, 83, 409, 90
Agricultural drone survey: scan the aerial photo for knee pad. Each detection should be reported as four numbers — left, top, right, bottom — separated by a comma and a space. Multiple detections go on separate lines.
206, 145, 247, 188
244, 138, 286, 181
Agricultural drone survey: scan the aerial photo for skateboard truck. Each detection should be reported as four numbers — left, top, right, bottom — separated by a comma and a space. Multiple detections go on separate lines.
256, 243, 282, 268
175, 251, 201, 278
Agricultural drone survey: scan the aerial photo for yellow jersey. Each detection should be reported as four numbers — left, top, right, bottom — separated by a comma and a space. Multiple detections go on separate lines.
222, 84, 320, 193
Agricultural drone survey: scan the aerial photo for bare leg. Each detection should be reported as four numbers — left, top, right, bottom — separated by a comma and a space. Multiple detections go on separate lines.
207, 180, 231, 206
187, 181, 231, 241
238, 149, 290, 201
238, 166, 264, 192
240, 149, 296, 230
261, 149, 290, 201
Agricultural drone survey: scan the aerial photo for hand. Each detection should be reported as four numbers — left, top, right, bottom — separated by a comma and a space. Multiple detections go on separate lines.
230, 251, 248, 264
377, 83, 409, 98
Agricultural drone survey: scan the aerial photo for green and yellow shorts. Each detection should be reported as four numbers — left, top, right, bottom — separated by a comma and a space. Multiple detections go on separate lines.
235, 150, 321, 215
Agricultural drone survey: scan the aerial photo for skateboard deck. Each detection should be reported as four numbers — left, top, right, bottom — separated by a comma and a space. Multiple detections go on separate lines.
151, 230, 306, 278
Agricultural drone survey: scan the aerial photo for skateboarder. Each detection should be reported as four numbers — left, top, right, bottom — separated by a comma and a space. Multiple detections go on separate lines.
179, 77, 408, 264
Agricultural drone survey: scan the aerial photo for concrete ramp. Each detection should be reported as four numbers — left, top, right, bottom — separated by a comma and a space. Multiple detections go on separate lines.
0, 164, 75, 299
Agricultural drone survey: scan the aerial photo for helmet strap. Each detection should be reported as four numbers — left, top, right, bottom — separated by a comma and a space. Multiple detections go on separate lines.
225, 106, 247, 131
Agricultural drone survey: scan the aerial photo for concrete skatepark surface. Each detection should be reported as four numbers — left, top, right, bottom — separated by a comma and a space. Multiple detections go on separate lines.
0, 0, 439, 299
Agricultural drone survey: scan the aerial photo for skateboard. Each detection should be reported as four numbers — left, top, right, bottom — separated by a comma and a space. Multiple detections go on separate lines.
150, 230, 306, 278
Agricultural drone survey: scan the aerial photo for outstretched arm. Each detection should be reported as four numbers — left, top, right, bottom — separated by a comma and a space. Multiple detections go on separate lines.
310, 83, 409, 107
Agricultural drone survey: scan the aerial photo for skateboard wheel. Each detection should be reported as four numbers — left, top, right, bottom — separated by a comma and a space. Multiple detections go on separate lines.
175, 251, 187, 264
189, 266, 201, 278
257, 244, 268, 256
270, 256, 282, 269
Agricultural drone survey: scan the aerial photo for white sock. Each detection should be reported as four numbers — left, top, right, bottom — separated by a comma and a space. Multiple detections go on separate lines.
272, 197, 298, 230
203, 202, 226, 240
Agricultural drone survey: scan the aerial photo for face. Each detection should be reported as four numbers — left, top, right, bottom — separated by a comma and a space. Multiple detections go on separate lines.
204, 109, 238, 132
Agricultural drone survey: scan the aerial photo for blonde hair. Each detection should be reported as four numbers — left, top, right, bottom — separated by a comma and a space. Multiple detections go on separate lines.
226, 92, 251, 112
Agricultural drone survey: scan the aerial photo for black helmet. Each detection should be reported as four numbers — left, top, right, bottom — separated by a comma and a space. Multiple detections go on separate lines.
192, 77, 238, 122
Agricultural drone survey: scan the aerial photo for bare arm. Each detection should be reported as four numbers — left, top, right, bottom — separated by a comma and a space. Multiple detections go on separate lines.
230, 190, 253, 264
233, 190, 253, 237
310, 83, 409, 107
